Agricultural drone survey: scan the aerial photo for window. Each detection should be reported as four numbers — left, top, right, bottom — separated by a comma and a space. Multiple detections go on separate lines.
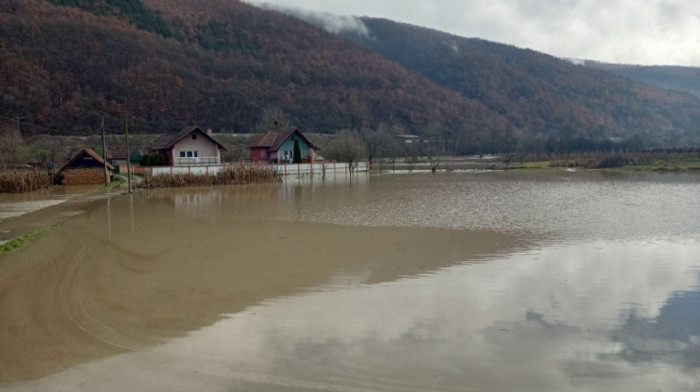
192, 134, 197, 140
180, 150, 198, 158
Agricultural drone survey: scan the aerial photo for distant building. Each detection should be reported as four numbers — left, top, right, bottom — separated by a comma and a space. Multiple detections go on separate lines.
250, 129, 319, 163
395, 135, 426, 144
107, 147, 143, 166
60, 148, 114, 185
150, 126, 226, 166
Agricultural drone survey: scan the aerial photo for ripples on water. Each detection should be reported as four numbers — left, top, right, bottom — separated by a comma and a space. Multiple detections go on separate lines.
5, 170, 700, 391
198, 171, 700, 242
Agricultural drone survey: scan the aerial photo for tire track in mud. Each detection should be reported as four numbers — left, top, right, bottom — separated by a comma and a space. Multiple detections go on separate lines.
1, 188, 525, 387
60, 245, 137, 352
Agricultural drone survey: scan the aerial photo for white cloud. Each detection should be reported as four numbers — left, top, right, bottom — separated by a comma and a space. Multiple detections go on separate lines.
250, 1, 369, 36
245, 0, 700, 66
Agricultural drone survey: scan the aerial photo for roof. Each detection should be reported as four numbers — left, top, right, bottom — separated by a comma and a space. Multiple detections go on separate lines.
152, 126, 227, 151
107, 148, 144, 162
107, 146, 127, 160
60, 148, 115, 172
250, 129, 319, 152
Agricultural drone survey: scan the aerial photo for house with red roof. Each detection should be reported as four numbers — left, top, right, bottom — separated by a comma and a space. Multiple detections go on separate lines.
150, 126, 227, 166
250, 129, 319, 164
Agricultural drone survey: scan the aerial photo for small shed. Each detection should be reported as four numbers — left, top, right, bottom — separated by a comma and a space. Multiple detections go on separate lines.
250, 129, 319, 163
61, 148, 114, 185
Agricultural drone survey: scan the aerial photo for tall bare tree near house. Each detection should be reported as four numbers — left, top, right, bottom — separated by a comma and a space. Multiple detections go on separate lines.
361, 127, 380, 167
424, 124, 446, 172
403, 142, 419, 173
385, 141, 400, 172
0, 123, 24, 168
379, 125, 405, 172
362, 123, 398, 169
254, 106, 293, 133
324, 130, 367, 176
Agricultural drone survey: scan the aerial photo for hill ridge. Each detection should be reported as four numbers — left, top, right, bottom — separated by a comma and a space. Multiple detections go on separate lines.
1, 0, 699, 152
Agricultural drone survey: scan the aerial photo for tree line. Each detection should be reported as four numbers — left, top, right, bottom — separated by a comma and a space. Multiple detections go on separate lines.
2, 0, 699, 154
0, 0, 506, 138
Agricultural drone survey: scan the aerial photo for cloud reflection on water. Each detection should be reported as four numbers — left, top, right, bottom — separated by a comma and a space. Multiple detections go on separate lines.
9, 238, 700, 391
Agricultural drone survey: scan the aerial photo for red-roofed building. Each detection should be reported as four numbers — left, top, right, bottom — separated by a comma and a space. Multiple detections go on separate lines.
150, 126, 227, 166
250, 129, 318, 163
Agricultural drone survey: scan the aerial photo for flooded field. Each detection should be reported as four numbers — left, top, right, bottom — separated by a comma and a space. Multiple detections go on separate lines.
0, 185, 124, 246
1, 171, 700, 391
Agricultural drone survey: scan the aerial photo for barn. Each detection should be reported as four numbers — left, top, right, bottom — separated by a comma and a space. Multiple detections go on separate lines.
61, 148, 114, 185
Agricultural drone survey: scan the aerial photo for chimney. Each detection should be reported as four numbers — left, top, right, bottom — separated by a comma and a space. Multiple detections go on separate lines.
207, 128, 212, 136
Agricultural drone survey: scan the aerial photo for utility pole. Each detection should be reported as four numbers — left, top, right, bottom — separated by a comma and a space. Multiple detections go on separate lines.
11, 117, 21, 165
101, 117, 110, 186
124, 118, 132, 193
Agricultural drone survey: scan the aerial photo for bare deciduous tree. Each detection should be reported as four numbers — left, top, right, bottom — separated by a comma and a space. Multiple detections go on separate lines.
0, 123, 25, 168
424, 124, 446, 173
361, 123, 403, 172
403, 143, 419, 173
361, 124, 394, 166
324, 130, 367, 176
254, 106, 293, 133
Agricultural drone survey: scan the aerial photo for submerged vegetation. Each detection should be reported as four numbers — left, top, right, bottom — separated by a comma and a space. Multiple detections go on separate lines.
510, 150, 700, 171
0, 170, 52, 193
0, 226, 55, 259
141, 163, 278, 189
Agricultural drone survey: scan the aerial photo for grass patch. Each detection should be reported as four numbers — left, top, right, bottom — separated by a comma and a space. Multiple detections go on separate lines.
101, 176, 126, 190
0, 225, 56, 259
511, 151, 700, 172
509, 160, 554, 170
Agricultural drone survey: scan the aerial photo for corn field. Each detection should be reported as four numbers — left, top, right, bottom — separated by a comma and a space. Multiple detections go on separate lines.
0, 170, 53, 193
142, 163, 279, 189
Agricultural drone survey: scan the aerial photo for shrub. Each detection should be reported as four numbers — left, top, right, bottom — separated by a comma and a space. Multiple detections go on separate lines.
596, 155, 627, 168
0, 169, 53, 193
293, 139, 302, 163
142, 163, 278, 189
140, 152, 170, 166
0, 169, 52, 193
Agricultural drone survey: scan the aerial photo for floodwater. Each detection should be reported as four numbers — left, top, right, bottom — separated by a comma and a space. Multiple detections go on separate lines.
0, 185, 103, 221
0, 185, 121, 245
1, 171, 700, 391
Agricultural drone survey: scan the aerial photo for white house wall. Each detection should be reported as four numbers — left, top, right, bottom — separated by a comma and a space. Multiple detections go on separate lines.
147, 162, 369, 177
173, 136, 220, 162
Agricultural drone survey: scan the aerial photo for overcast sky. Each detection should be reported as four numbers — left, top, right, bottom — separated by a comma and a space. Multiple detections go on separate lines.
246, 0, 700, 66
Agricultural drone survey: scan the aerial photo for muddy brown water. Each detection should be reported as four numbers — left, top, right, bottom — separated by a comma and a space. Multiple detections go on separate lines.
1, 171, 700, 391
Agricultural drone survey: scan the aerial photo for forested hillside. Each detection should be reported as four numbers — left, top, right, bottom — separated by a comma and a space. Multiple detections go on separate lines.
0, 0, 507, 136
340, 18, 700, 150
584, 62, 700, 99
1, 0, 699, 153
